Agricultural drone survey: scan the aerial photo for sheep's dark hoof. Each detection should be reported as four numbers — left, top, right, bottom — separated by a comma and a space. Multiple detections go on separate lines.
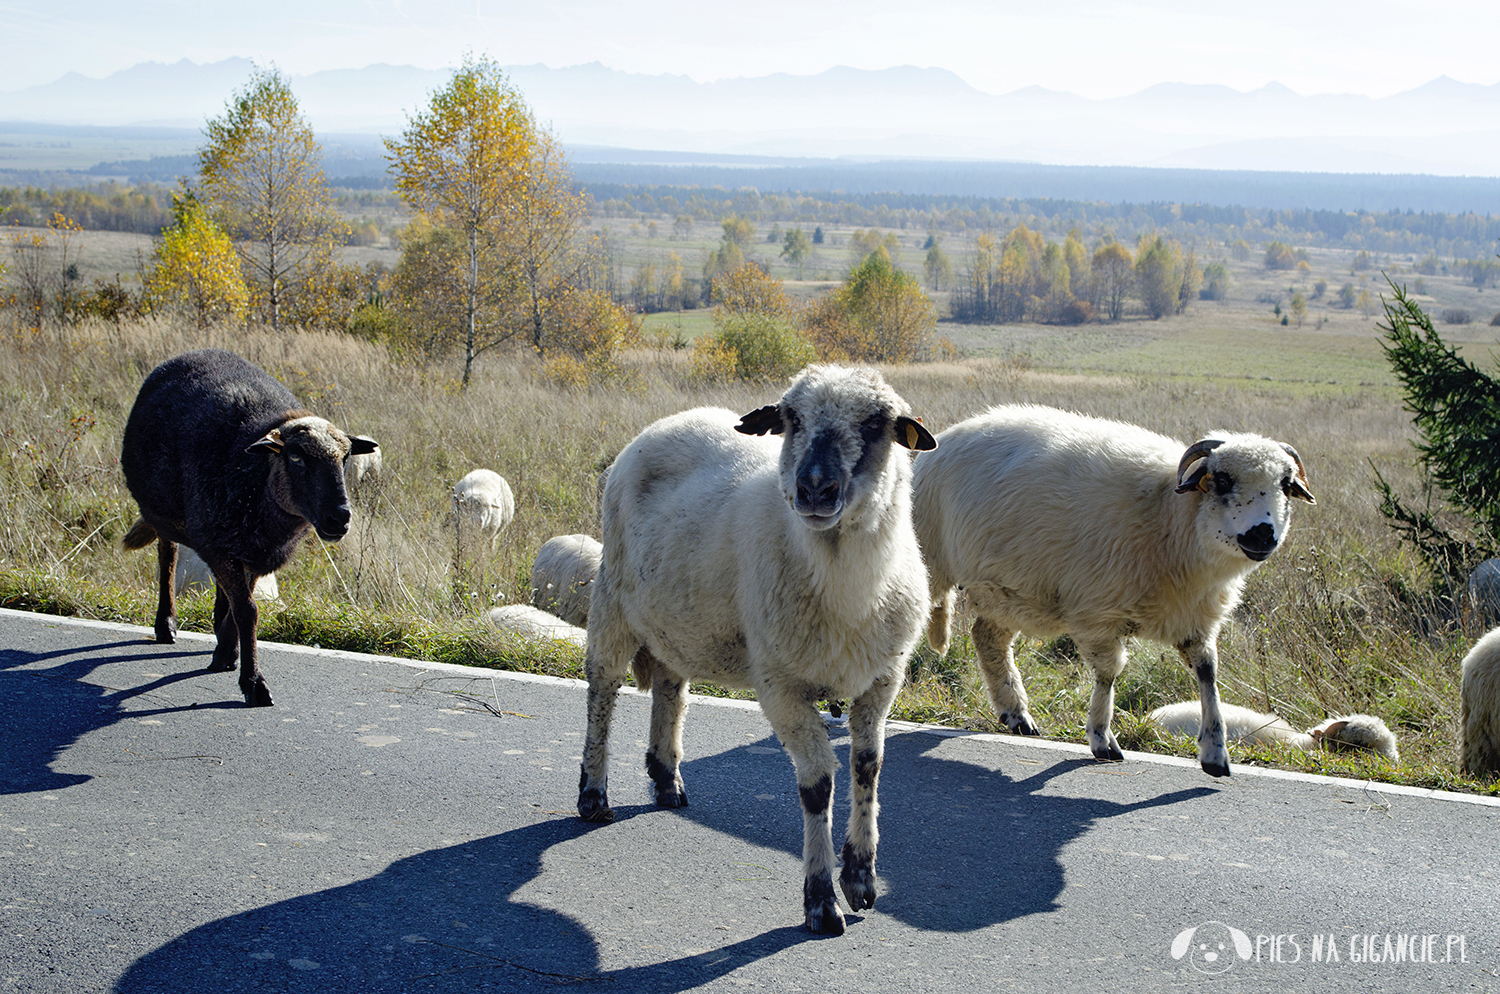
578, 789, 615, 823
804, 877, 845, 935
654, 788, 688, 809
1002, 710, 1041, 736
1202, 760, 1232, 778
839, 845, 877, 911
1091, 742, 1125, 762
242, 677, 274, 707
207, 653, 237, 673
645, 751, 687, 808
154, 617, 177, 644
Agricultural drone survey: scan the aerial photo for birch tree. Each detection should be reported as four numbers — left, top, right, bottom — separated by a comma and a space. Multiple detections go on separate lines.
198, 66, 346, 331
385, 57, 535, 387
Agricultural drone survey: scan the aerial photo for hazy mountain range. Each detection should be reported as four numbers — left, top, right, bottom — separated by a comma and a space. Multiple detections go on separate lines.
4, 58, 1500, 176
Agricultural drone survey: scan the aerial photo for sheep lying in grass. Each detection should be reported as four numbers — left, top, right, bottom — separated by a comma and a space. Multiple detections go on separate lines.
912, 404, 1315, 778
486, 604, 587, 649
1461, 627, 1500, 777
176, 545, 280, 603
452, 469, 515, 552
120, 348, 377, 707
579, 365, 936, 935
529, 534, 602, 628
1149, 701, 1400, 762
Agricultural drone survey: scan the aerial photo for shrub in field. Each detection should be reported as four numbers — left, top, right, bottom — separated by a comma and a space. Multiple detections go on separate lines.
537, 286, 641, 389
689, 265, 813, 382
696, 313, 816, 382
806, 249, 937, 363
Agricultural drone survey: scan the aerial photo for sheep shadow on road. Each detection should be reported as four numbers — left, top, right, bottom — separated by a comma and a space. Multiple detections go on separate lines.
660, 727, 1219, 933
0, 639, 236, 795
110, 724, 1214, 993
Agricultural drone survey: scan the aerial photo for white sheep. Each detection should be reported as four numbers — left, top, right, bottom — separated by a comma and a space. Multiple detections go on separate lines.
578, 365, 937, 935
451, 469, 515, 551
485, 604, 588, 649
1149, 701, 1400, 761
529, 534, 602, 628
176, 545, 280, 603
1461, 626, 1500, 777
345, 446, 383, 500
911, 404, 1315, 778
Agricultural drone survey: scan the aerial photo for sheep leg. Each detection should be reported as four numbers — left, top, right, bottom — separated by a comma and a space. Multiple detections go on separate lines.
761, 684, 845, 935
1177, 635, 1231, 777
971, 617, 1039, 735
206, 564, 269, 707
206, 584, 238, 672
646, 662, 689, 809
839, 671, 900, 914
577, 640, 635, 824
152, 538, 178, 644
1081, 637, 1128, 762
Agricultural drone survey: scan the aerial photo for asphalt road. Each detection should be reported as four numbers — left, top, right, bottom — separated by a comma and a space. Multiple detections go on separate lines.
2, 607, 1497, 993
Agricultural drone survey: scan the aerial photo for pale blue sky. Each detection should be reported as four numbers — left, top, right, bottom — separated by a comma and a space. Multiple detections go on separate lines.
2, 0, 1495, 99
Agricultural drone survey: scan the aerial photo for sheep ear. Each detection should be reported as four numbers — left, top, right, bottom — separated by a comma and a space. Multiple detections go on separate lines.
247, 429, 284, 455
895, 416, 937, 451
735, 405, 784, 436
1312, 719, 1348, 742
349, 435, 379, 456
1281, 443, 1316, 504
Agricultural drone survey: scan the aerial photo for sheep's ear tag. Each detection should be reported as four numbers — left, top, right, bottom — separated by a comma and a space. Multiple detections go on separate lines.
1174, 466, 1210, 495
896, 415, 937, 451
735, 405, 784, 436
247, 429, 284, 455
349, 435, 379, 456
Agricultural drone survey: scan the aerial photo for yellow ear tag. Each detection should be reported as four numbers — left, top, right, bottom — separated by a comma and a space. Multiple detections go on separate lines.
905, 423, 919, 448
1197, 472, 1214, 493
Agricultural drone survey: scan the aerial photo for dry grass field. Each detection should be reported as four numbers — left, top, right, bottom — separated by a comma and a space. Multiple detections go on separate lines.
1, 283, 1496, 795
7, 202, 1500, 791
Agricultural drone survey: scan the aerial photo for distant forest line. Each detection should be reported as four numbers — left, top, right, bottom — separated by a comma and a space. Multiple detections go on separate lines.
5, 166, 1500, 260
582, 181, 1500, 259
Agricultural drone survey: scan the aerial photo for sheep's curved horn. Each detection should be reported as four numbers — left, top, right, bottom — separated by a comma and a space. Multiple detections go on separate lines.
1174, 438, 1223, 493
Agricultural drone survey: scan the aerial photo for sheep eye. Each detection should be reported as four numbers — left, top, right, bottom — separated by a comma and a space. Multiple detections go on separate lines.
859, 414, 887, 443
287, 452, 304, 465
1213, 474, 1235, 496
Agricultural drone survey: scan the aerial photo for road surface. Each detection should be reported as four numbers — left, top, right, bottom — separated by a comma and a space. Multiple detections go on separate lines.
1, 607, 1496, 992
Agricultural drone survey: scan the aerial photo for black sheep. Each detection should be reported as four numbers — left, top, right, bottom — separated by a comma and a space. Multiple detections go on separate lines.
120, 349, 378, 706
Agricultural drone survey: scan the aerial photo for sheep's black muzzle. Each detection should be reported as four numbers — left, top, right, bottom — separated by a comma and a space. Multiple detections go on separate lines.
315, 503, 354, 542
792, 431, 849, 529
1237, 522, 1277, 561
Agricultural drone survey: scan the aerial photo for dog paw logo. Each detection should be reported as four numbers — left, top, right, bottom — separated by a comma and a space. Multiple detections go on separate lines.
1171, 921, 1253, 975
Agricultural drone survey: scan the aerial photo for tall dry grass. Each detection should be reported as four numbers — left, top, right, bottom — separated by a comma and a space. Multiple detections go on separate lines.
0, 316, 1485, 789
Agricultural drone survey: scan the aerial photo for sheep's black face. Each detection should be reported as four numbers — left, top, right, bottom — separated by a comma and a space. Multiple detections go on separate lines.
737, 365, 933, 533
251, 417, 366, 542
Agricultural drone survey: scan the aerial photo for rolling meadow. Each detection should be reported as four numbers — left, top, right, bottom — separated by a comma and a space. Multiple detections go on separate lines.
3, 213, 1498, 795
